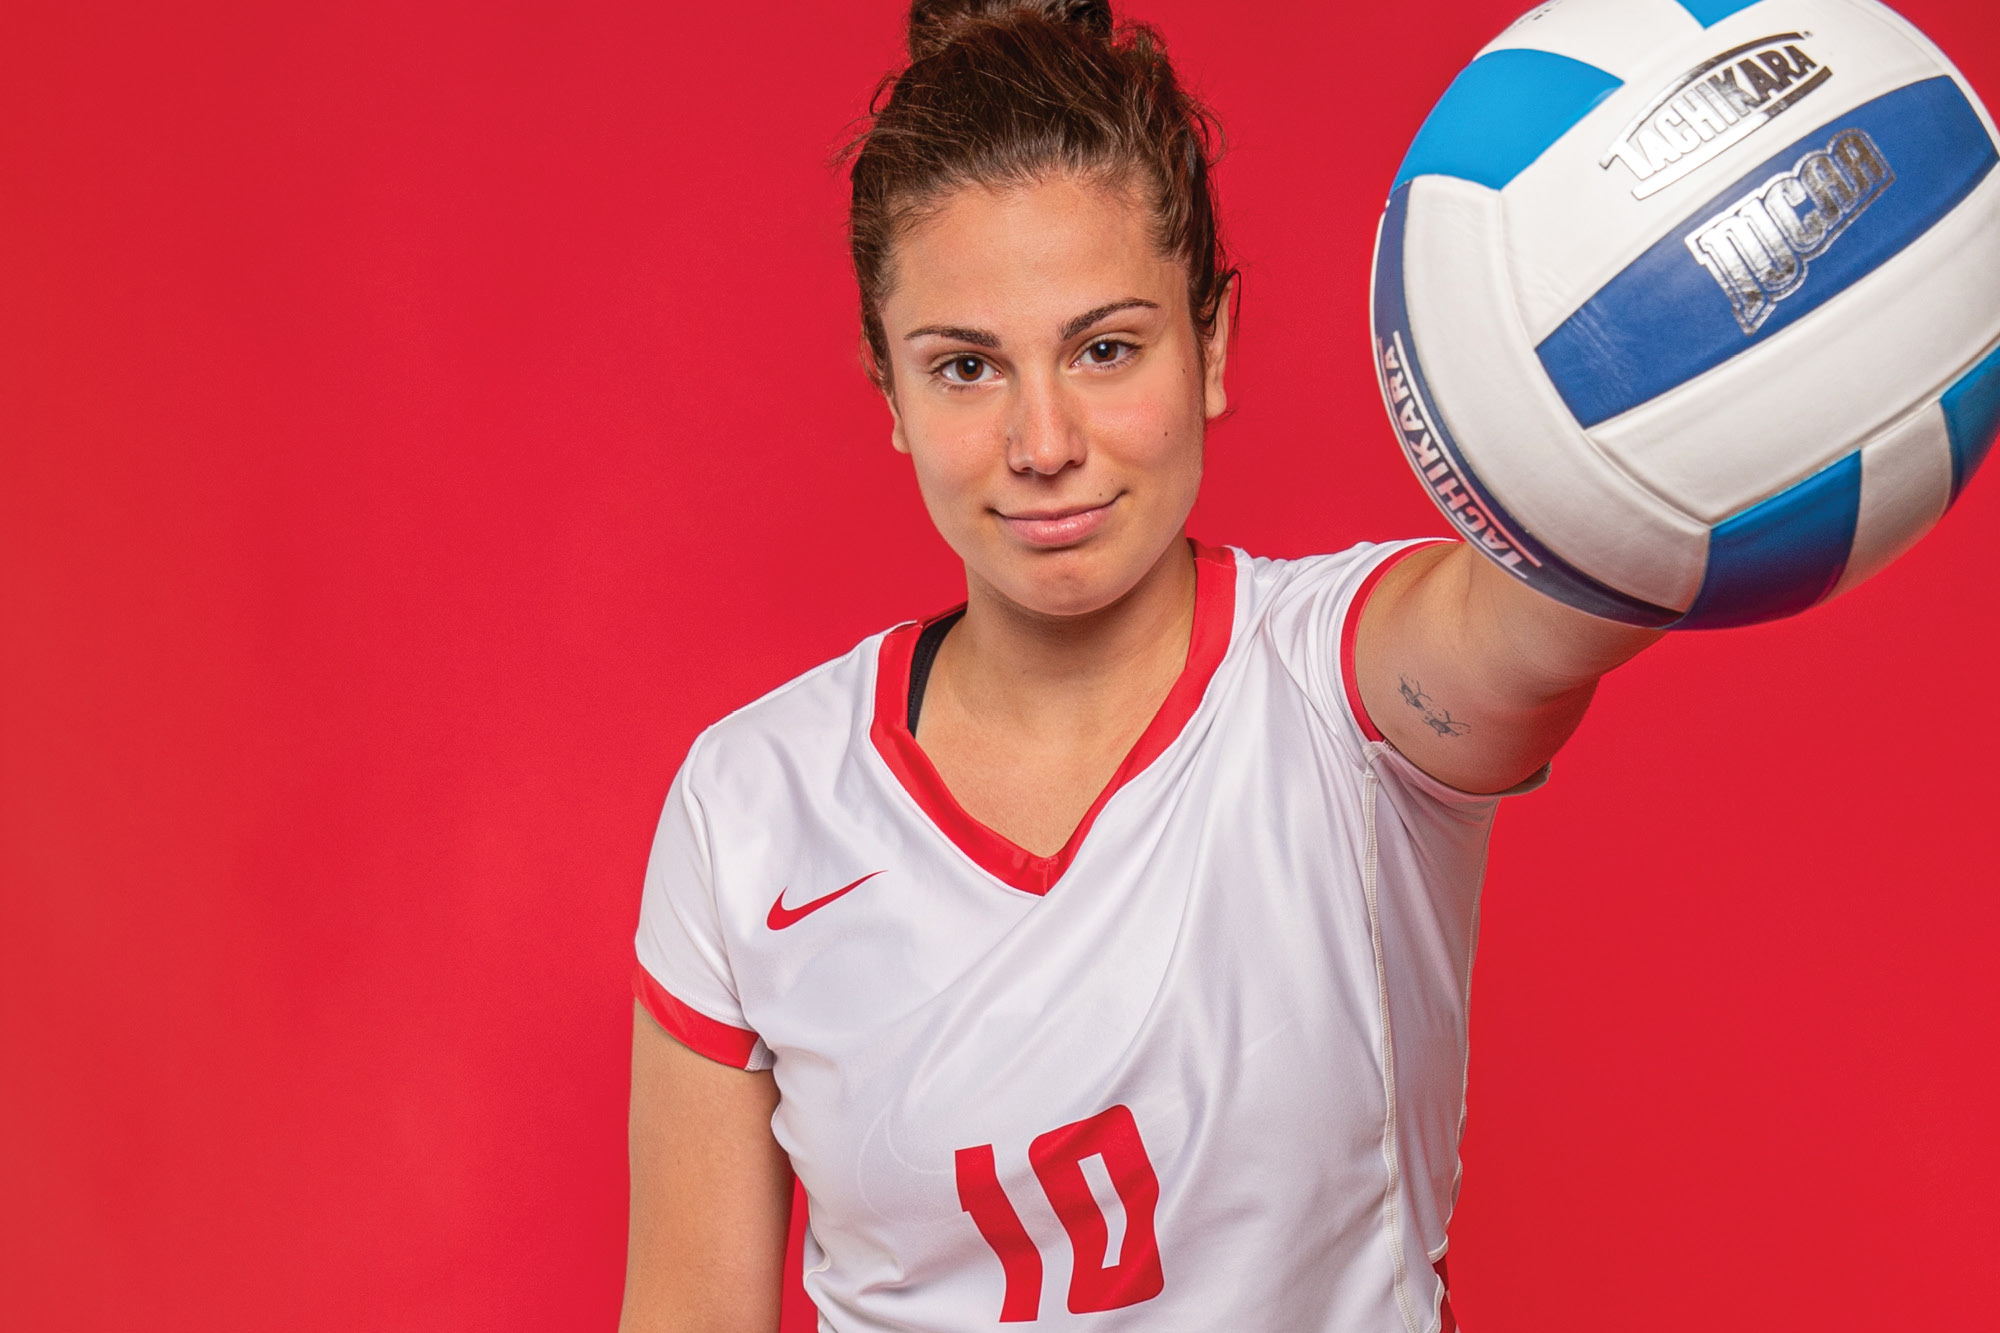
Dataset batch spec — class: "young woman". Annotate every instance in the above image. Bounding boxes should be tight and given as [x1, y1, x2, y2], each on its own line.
[622, 1, 1659, 1328]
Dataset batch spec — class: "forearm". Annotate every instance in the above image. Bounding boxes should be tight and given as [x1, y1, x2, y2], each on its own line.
[1453, 545, 1664, 707]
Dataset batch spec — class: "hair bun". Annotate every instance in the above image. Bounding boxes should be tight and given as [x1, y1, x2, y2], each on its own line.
[905, 0, 1114, 61]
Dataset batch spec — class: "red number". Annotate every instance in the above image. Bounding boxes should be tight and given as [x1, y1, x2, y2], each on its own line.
[955, 1104, 1165, 1322]
[954, 1143, 1043, 1323]
[1028, 1104, 1165, 1313]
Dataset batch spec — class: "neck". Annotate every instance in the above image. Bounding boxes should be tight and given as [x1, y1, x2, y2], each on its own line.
[938, 537, 1200, 739]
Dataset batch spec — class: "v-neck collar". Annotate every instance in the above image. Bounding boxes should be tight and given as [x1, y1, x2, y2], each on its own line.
[868, 541, 1238, 897]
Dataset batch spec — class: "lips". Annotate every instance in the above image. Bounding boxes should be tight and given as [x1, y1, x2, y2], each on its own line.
[997, 498, 1116, 548]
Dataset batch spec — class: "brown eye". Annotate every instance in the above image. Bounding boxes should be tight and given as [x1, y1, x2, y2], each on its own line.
[1085, 340, 1122, 364]
[951, 356, 985, 381]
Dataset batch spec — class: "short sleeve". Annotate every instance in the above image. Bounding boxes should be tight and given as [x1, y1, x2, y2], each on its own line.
[1265, 539, 1440, 751]
[632, 748, 773, 1071]
[1266, 538, 1549, 803]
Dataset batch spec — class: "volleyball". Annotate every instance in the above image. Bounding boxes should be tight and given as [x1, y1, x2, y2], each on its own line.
[1371, 0, 2000, 628]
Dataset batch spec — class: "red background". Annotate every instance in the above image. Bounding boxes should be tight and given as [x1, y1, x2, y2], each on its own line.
[4, 1, 1996, 1328]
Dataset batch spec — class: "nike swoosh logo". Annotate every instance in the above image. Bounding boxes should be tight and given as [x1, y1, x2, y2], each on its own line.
[767, 871, 884, 930]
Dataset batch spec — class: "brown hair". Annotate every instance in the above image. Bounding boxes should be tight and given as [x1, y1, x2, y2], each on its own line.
[846, 0, 1234, 389]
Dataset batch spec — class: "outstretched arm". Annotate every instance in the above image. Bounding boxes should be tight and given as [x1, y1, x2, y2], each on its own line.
[1355, 543, 1666, 793]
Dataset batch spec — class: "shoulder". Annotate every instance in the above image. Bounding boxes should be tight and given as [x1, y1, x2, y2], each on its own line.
[1217, 537, 1454, 747]
[1230, 539, 1448, 623]
[677, 625, 899, 813]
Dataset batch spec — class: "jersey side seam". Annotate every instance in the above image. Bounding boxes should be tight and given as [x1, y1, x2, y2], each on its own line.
[1362, 755, 1426, 1333]
[1445, 885, 1484, 1241]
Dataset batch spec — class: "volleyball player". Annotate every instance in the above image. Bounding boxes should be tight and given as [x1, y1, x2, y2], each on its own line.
[621, 2, 1665, 1327]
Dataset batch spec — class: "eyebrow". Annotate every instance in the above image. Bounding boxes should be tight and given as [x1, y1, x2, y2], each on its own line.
[902, 324, 1000, 348]
[901, 298, 1161, 348]
[1059, 298, 1158, 340]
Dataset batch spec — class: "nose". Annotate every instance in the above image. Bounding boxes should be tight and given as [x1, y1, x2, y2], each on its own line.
[1004, 373, 1087, 477]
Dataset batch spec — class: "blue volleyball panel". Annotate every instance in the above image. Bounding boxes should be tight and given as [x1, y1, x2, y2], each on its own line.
[1942, 342, 2000, 506]
[1677, 452, 1862, 628]
[1393, 50, 1622, 192]
[1675, 0, 1762, 26]
[1373, 184, 1681, 627]
[1538, 77, 2000, 429]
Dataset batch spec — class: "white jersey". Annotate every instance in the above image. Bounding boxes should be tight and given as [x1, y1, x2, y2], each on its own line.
[635, 540, 1532, 1332]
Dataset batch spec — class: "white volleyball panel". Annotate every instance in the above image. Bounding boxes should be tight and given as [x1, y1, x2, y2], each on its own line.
[1501, 0, 1948, 343]
[1475, 0, 1700, 81]
[1402, 176, 1710, 610]
[1585, 165, 2000, 523]
[1829, 403, 1954, 598]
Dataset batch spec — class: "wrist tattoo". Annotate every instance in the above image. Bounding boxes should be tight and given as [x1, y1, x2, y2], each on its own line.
[1398, 675, 1472, 739]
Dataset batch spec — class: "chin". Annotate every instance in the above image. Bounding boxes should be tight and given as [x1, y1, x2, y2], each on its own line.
[983, 539, 1162, 620]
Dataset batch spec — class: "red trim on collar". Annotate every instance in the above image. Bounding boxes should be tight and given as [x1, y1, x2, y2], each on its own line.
[870, 541, 1238, 897]
[1339, 540, 1453, 744]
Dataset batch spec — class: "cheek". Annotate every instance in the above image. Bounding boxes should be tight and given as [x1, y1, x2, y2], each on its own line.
[1100, 365, 1206, 465]
[903, 421, 995, 527]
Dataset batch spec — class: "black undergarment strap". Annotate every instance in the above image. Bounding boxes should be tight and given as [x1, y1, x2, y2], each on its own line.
[906, 609, 965, 734]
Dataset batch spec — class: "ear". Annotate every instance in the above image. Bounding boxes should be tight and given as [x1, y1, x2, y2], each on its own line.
[885, 384, 911, 455]
[864, 337, 912, 455]
[1201, 275, 1236, 421]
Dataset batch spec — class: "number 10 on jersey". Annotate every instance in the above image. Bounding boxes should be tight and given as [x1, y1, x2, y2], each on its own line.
[954, 1103, 1166, 1321]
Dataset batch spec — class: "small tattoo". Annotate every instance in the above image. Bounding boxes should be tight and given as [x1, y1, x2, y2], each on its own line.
[1398, 675, 1472, 738]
